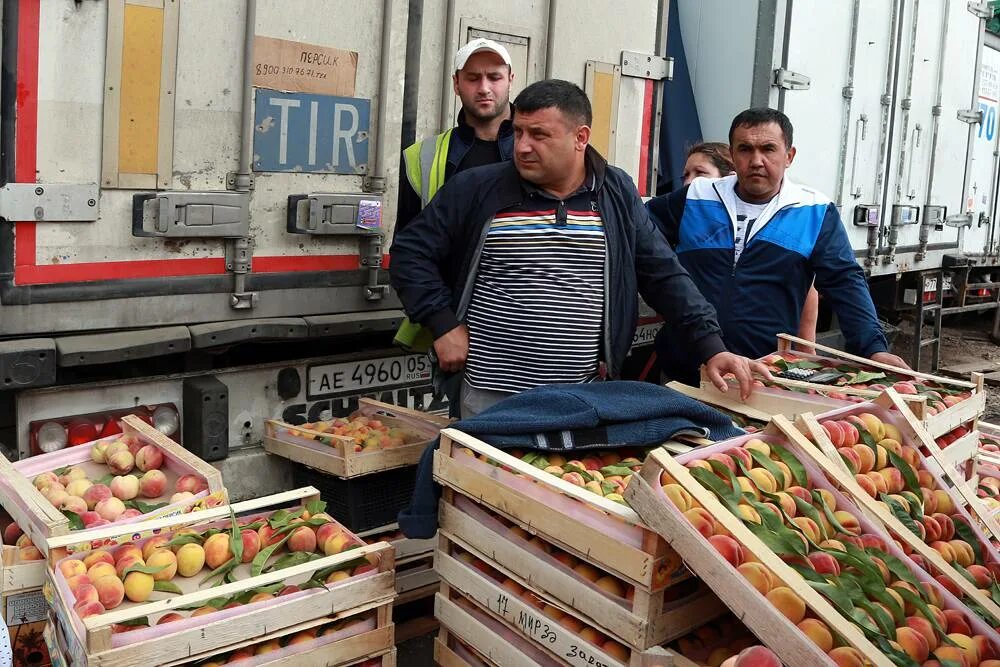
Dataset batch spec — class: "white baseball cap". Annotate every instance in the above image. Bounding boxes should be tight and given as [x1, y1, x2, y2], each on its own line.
[454, 38, 513, 72]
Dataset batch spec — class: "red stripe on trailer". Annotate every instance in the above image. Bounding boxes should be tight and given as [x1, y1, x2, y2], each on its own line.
[14, 0, 40, 271]
[9, 2, 388, 287]
[637, 79, 655, 197]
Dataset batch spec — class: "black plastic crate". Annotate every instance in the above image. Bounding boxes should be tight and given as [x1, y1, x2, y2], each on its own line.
[293, 464, 418, 533]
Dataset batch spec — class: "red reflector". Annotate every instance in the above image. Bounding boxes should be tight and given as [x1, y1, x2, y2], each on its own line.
[99, 417, 122, 438]
[67, 421, 98, 446]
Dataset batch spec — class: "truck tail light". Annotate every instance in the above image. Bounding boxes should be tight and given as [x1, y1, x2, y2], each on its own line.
[36, 422, 68, 453]
[99, 417, 123, 438]
[67, 420, 98, 447]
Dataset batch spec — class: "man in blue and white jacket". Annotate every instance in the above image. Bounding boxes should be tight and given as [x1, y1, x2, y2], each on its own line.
[646, 108, 908, 383]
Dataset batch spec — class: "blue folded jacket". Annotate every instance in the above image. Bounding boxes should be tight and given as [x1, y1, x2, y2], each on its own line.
[398, 381, 744, 538]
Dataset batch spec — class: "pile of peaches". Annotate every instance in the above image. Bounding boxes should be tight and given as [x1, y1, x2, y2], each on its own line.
[667, 429, 998, 667]
[751, 352, 973, 415]
[813, 413, 1000, 608]
[30, 435, 209, 529]
[190, 615, 380, 666]
[977, 434, 1000, 515]
[667, 612, 781, 667]
[57, 501, 375, 628]
[287, 415, 417, 452]
[497, 448, 652, 505]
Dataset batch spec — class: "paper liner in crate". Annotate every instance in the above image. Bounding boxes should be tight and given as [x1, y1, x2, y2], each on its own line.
[264, 398, 448, 478]
[626, 422, 1000, 667]
[0, 415, 225, 553]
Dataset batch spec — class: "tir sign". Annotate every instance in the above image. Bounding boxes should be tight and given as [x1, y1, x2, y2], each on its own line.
[253, 88, 370, 175]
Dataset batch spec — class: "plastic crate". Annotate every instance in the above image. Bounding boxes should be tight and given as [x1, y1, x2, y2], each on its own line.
[293, 464, 418, 533]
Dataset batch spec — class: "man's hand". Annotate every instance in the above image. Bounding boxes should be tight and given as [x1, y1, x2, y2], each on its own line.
[870, 351, 910, 370]
[704, 352, 774, 400]
[434, 324, 469, 373]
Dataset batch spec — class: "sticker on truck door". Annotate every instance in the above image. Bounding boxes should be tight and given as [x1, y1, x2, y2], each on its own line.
[253, 89, 370, 174]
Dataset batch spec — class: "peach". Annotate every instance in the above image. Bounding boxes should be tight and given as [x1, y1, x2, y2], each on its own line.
[867, 471, 889, 495]
[797, 618, 834, 652]
[59, 466, 87, 486]
[827, 646, 865, 667]
[773, 462, 793, 489]
[708, 534, 745, 567]
[18, 545, 42, 561]
[855, 413, 884, 440]
[323, 531, 353, 556]
[59, 558, 88, 579]
[969, 564, 993, 588]
[574, 562, 602, 582]
[175, 474, 207, 494]
[134, 445, 163, 472]
[68, 574, 94, 595]
[74, 600, 105, 618]
[733, 646, 781, 667]
[33, 471, 60, 490]
[139, 470, 167, 498]
[662, 484, 693, 512]
[107, 450, 135, 475]
[240, 529, 261, 563]
[949, 540, 976, 567]
[123, 571, 154, 603]
[905, 616, 938, 652]
[104, 440, 130, 460]
[747, 468, 777, 494]
[806, 552, 841, 577]
[95, 497, 126, 522]
[895, 626, 929, 662]
[737, 562, 774, 595]
[170, 492, 195, 504]
[765, 586, 805, 624]
[176, 543, 206, 576]
[945, 609, 973, 635]
[286, 526, 317, 553]
[42, 485, 68, 508]
[277, 585, 301, 596]
[877, 467, 905, 494]
[930, 541, 957, 563]
[775, 492, 797, 517]
[852, 445, 875, 473]
[854, 474, 878, 498]
[113, 542, 143, 563]
[203, 533, 233, 569]
[791, 516, 822, 543]
[837, 447, 861, 474]
[932, 513, 956, 540]
[146, 549, 177, 580]
[946, 634, 980, 666]
[822, 421, 845, 446]
[255, 640, 281, 655]
[191, 605, 218, 617]
[65, 478, 93, 499]
[839, 421, 859, 447]
[115, 553, 144, 578]
[109, 475, 139, 501]
[736, 505, 762, 524]
[74, 582, 99, 606]
[83, 484, 112, 510]
[325, 570, 350, 584]
[83, 550, 114, 569]
[935, 645, 973, 666]
[933, 490, 956, 515]
[594, 575, 626, 597]
[249, 592, 273, 603]
[91, 440, 111, 463]
[157, 612, 184, 624]
[786, 486, 812, 503]
[708, 453, 737, 473]
[744, 439, 770, 457]
[735, 477, 760, 501]
[93, 574, 125, 609]
[258, 524, 282, 547]
[832, 510, 861, 535]
[141, 535, 169, 560]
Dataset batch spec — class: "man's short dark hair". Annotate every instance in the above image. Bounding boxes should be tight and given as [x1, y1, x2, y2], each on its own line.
[729, 108, 793, 149]
[513, 79, 593, 127]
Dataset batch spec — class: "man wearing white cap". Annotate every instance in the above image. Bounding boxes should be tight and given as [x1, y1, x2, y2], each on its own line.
[394, 38, 516, 356]
[397, 38, 515, 231]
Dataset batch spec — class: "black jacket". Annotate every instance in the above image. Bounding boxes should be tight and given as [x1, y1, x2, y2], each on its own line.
[389, 147, 727, 380]
[395, 108, 515, 232]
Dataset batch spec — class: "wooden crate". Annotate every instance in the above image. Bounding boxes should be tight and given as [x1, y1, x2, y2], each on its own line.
[807, 389, 1000, 547]
[433, 428, 682, 591]
[264, 399, 449, 478]
[664, 382, 770, 433]
[395, 554, 437, 598]
[694, 333, 984, 439]
[438, 492, 721, 649]
[1, 545, 45, 596]
[46, 488, 396, 667]
[0, 415, 226, 555]
[435, 581, 682, 667]
[158, 602, 395, 667]
[627, 447, 891, 667]
[627, 421, 1000, 666]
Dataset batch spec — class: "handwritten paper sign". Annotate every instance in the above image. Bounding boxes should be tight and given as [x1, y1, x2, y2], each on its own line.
[253, 36, 358, 96]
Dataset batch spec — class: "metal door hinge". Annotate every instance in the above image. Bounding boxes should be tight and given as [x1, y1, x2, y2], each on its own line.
[362, 176, 386, 194]
[0, 183, 100, 222]
[360, 234, 388, 302]
[958, 108, 984, 124]
[132, 191, 250, 238]
[226, 171, 255, 191]
[968, 1, 991, 19]
[773, 68, 810, 91]
[620, 51, 672, 80]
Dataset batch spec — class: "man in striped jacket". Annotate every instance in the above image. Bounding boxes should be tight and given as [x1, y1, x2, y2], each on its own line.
[390, 80, 770, 418]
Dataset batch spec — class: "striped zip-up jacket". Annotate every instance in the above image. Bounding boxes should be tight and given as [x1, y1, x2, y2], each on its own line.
[646, 175, 887, 370]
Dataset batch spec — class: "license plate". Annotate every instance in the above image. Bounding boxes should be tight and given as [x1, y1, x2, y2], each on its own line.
[631, 322, 663, 347]
[307, 354, 431, 399]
